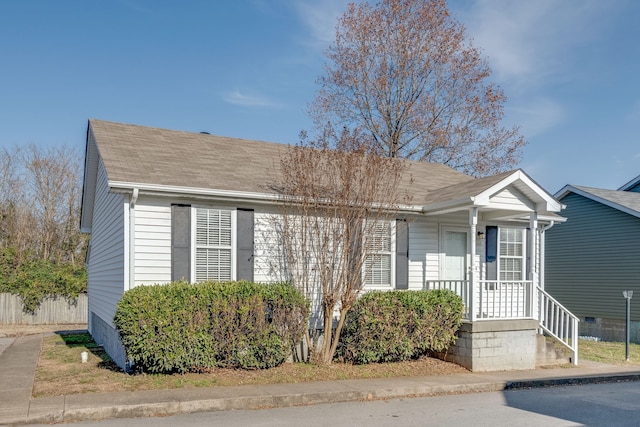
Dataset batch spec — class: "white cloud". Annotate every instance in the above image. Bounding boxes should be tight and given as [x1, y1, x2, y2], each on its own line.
[223, 91, 281, 108]
[455, 0, 613, 92]
[293, 0, 350, 50]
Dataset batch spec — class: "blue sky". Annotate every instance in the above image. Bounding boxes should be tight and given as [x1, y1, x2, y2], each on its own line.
[1, 0, 639, 194]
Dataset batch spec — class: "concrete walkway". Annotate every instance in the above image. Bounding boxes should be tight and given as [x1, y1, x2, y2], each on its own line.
[2, 334, 640, 426]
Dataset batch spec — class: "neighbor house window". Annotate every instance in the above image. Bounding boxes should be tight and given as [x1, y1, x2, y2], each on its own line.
[194, 208, 234, 282]
[499, 227, 524, 280]
[364, 221, 394, 287]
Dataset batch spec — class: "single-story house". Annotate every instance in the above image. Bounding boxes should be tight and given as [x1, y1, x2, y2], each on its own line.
[546, 175, 640, 342]
[80, 119, 577, 371]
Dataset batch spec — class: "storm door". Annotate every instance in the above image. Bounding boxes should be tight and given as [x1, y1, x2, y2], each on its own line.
[443, 230, 468, 281]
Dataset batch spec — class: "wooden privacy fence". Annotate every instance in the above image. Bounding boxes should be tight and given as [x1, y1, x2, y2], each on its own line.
[0, 293, 87, 324]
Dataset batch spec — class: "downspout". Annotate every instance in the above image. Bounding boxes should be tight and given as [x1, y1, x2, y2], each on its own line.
[539, 221, 555, 293]
[128, 188, 139, 292]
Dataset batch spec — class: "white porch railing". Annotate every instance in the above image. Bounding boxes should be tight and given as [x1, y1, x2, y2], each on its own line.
[425, 280, 471, 319]
[477, 280, 533, 319]
[425, 280, 534, 320]
[424, 280, 579, 365]
[538, 286, 579, 365]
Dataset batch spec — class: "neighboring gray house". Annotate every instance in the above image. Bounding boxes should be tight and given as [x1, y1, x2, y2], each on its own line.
[80, 119, 577, 372]
[546, 175, 640, 342]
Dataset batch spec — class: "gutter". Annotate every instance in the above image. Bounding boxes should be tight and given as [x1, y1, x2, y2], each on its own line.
[109, 181, 425, 214]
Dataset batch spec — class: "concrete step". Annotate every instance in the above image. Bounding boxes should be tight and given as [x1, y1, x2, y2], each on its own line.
[536, 334, 571, 367]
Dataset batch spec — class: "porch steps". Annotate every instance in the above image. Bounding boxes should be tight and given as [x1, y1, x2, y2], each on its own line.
[536, 334, 571, 367]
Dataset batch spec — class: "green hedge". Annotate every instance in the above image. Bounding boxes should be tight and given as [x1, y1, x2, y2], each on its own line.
[0, 248, 87, 313]
[113, 281, 309, 374]
[337, 289, 464, 364]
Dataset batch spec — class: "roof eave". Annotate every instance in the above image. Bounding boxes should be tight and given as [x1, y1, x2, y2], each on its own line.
[478, 170, 563, 213]
[618, 174, 640, 191]
[109, 181, 282, 205]
[109, 181, 425, 213]
[421, 197, 479, 215]
[555, 185, 640, 219]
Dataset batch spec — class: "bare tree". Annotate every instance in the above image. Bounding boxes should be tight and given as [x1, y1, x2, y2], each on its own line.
[0, 148, 18, 246]
[20, 144, 85, 264]
[310, 0, 526, 176]
[276, 130, 411, 364]
[0, 144, 86, 266]
[0, 147, 34, 264]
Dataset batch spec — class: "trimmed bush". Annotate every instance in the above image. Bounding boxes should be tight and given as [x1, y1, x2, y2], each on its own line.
[113, 281, 309, 373]
[338, 289, 464, 364]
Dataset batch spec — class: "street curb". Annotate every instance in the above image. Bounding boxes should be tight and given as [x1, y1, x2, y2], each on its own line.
[15, 374, 640, 425]
[19, 382, 508, 425]
[505, 373, 640, 390]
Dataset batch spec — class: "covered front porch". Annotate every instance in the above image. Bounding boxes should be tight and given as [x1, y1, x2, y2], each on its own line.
[419, 170, 579, 370]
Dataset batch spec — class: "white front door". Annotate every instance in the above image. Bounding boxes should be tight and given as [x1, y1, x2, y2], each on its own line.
[443, 230, 467, 280]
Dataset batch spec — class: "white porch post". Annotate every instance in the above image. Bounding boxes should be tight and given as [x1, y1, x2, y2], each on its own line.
[529, 211, 538, 318]
[529, 211, 538, 282]
[469, 207, 478, 321]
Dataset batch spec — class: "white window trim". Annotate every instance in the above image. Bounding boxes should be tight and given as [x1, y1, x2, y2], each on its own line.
[497, 227, 526, 281]
[363, 220, 396, 289]
[190, 207, 237, 282]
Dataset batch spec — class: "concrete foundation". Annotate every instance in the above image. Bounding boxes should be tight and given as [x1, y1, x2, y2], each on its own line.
[440, 320, 539, 372]
[579, 317, 640, 343]
[89, 312, 127, 370]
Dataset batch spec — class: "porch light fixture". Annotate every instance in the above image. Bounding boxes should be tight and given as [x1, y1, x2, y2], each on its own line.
[477, 231, 485, 239]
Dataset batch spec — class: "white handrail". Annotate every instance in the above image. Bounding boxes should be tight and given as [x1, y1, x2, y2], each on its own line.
[425, 281, 579, 365]
[537, 286, 579, 365]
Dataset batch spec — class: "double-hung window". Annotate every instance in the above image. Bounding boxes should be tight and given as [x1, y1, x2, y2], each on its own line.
[498, 227, 524, 280]
[194, 208, 235, 282]
[364, 221, 394, 287]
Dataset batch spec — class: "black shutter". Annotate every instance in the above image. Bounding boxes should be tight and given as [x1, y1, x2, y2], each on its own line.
[171, 204, 191, 282]
[236, 209, 254, 282]
[485, 225, 498, 280]
[395, 219, 409, 289]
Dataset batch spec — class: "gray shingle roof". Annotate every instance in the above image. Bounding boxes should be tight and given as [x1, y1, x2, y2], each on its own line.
[423, 170, 516, 205]
[89, 119, 474, 203]
[571, 185, 640, 215]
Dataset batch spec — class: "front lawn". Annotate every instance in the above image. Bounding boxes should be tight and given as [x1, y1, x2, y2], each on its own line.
[33, 332, 468, 398]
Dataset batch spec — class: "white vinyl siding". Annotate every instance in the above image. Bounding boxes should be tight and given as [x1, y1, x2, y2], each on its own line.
[133, 198, 172, 286]
[194, 208, 235, 282]
[253, 210, 287, 283]
[499, 227, 525, 280]
[413, 217, 440, 287]
[87, 155, 126, 329]
[489, 187, 535, 211]
[364, 221, 394, 288]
